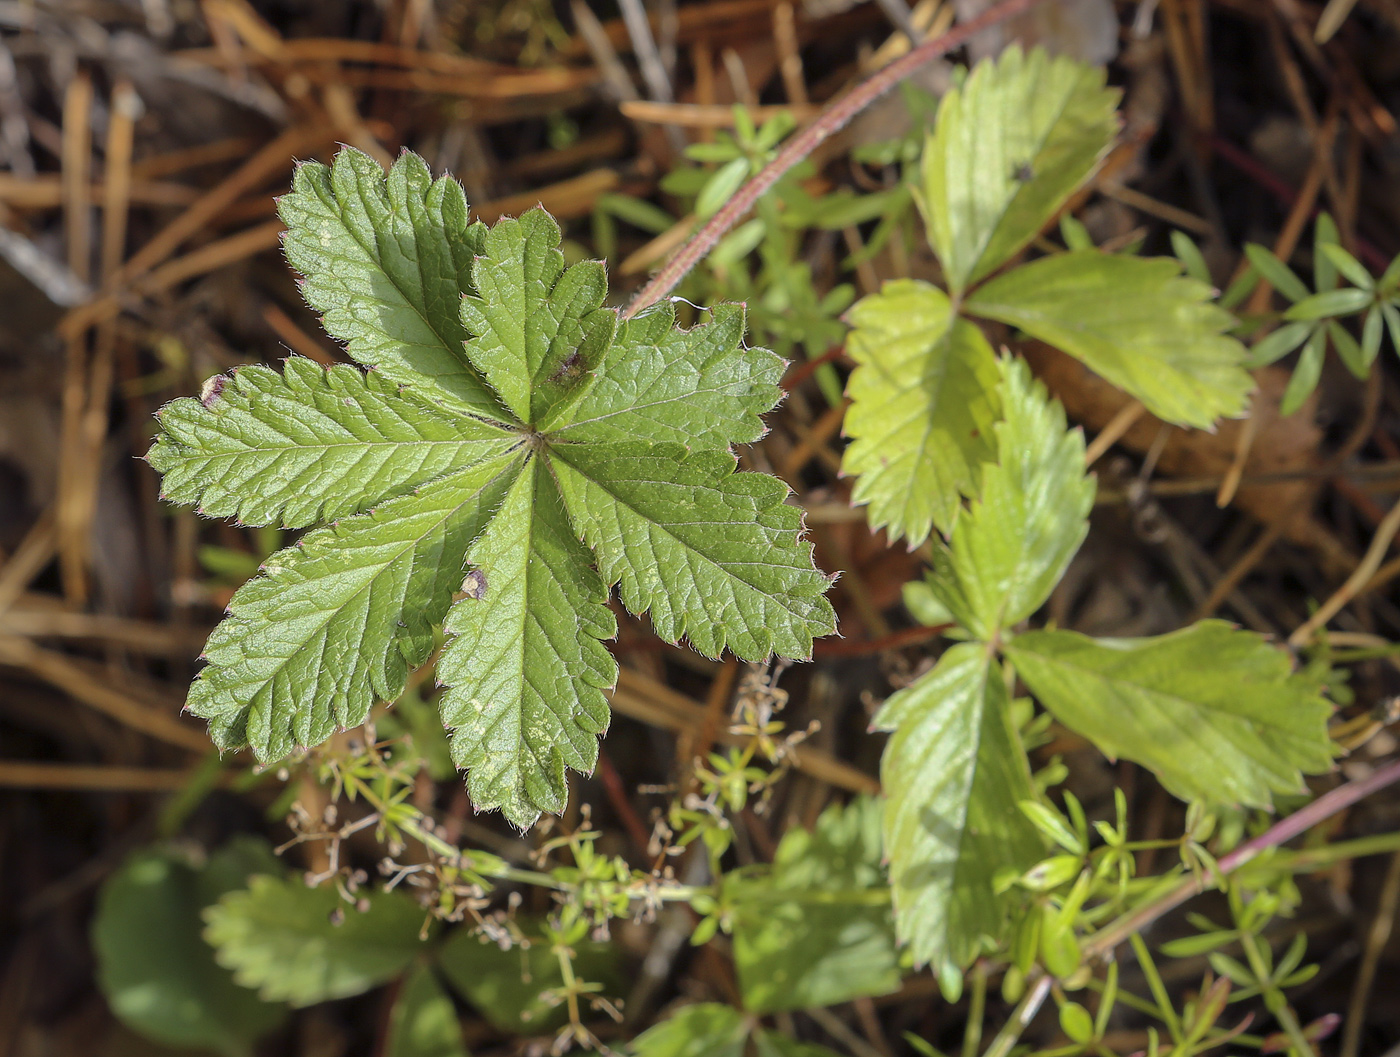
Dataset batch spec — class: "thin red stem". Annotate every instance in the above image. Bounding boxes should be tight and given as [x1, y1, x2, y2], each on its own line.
[621, 0, 1049, 319]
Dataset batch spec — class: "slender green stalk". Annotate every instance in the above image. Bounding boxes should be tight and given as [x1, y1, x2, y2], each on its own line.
[963, 964, 988, 1057]
[982, 974, 1053, 1057]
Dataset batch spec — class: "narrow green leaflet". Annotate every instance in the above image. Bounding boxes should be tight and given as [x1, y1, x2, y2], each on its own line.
[386, 965, 468, 1057]
[965, 252, 1252, 428]
[730, 795, 900, 1012]
[876, 644, 1043, 995]
[925, 358, 1094, 639]
[188, 453, 520, 761]
[93, 839, 286, 1056]
[459, 209, 615, 425]
[922, 46, 1118, 294]
[279, 148, 500, 414]
[438, 459, 616, 827]
[204, 875, 426, 1006]
[149, 358, 513, 528]
[436, 925, 622, 1033]
[841, 280, 1001, 545]
[553, 301, 784, 449]
[549, 443, 835, 661]
[1006, 622, 1335, 808]
[153, 147, 835, 827]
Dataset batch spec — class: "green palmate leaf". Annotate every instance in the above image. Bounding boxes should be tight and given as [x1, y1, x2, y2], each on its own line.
[93, 839, 287, 1057]
[280, 148, 500, 415]
[730, 796, 900, 1013]
[876, 644, 1043, 995]
[154, 147, 835, 827]
[630, 1004, 750, 1057]
[627, 1003, 841, 1057]
[149, 357, 513, 528]
[751, 1038, 846, 1057]
[1006, 622, 1335, 808]
[386, 965, 468, 1057]
[205, 875, 426, 1007]
[965, 251, 1253, 429]
[922, 45, 1118, 294]
[189, 453, 520, 761]
[841, 280, 1000, 545]
[552, 301, 783, 449]
[925, 358, 1093, 639]
[459, 209, 615, 426]
[438, 459, 616, 827]
[437, 926, 622, 1033]
[550, 443, 835, 661]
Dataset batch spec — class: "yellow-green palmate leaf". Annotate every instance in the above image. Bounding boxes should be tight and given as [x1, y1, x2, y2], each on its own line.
[151, 146, 835, 828]
[876, 644, 1043, 998]
[923, 357, 1095, 640]
[921, 45, 1119, 295]
[964, 251, 1254, 429]
[841, 281, 1001, 545]
[1006, 622, 1335, 809]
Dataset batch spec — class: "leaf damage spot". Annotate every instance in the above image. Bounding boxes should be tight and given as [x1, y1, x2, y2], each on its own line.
[460, 569, 488, 600]
[199, 375, 227, 408]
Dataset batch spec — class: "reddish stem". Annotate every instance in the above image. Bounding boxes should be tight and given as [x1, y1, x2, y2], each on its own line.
[622, 0, 1050, 318]
[1084, 755, 1400, 959]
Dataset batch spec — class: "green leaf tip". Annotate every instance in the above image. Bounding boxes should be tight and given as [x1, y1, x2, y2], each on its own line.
[150, 145, 836, 829]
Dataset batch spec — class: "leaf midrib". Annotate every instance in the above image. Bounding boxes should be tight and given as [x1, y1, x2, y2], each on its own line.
[324, 178, 504, 418]
[548, 447, 814, 614]
[1010, 645, 1295, 797]
[223, 456, 520, 755]
[952, 70, 1092, 287]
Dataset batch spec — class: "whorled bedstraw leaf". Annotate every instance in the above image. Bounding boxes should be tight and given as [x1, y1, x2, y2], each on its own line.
[841, 280, 1001, 545]
[925, 357, 1094, 639]
[549, 442, 836, 661]
[153, 147, 835, 827]
[1006, 621, 1336, 808]
[965, 251, 1253, 429]
[188, 453, 521, 761]
[876, 643, 1043, 996]
[204, 874, 427, 1007]
[438, 458, 616, 828]
[729, 795, 900, 1013]
[459, 208, 615, 426]
[279, 148, 501, 415]
[922, 45, 1119, 294]
[149, 357, 514, 528]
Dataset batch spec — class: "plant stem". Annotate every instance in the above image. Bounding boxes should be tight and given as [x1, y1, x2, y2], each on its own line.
[964, 963, 988, 1057]
[621, 0, 1049, 319]
[983, 974, 1053, 1057]
[1085, 756, 1400, 959]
